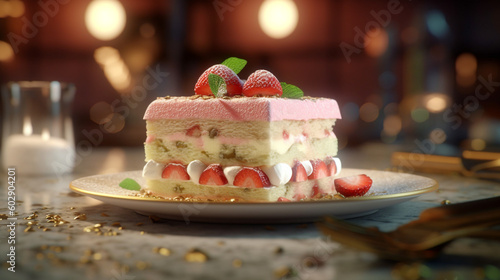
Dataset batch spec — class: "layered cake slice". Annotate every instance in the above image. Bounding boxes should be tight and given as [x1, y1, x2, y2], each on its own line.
[142, 58, 342, 202]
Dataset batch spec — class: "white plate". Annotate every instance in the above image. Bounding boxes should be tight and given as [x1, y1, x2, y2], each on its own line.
[70, 169, 438, 224]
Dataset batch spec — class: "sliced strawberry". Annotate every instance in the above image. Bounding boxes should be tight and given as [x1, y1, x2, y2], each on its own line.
[293, 193, 306, 201]
[194, 64, 243, 96]
[242, 70, 282, 96]
[311, 184, 324, 198]
[308, 159, 328, 180]
[186, 125, 202, 137]
[198, 164, 228, 185]
[290, 162, 308, 182]
[233, 167, 271, 188]
[282, 130, 289, 140]
[161, 163, 190, 180]
[325, 156, 340, 177]
[334, 174, 372, 197]
[277, 197, 291, 202]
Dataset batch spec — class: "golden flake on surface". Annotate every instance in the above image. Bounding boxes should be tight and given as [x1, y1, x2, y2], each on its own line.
[140, 231, 145, 235]
[25, 213, 38, 220]
[136, 261, 148, 270]
[184, 248, 209, 263]
[50, 246, 63, 253]
[24, 226, 34, 232]
[79, 256, 91, 264]
[74, 213, 87, 220]
[70, 207, 76, 210]
[46, 214, 69, 226]
[232, 259, 243, 268]
[274, 266, 295, 279]
[274, 247, 284, 255]
[155, 247, 171, 256]
[43, 228, 51, 232]
[111, 222, 121, 227]
[441, 200, 451, 205]
[93, 253, 103, 261]
[0, 214, 8, 220]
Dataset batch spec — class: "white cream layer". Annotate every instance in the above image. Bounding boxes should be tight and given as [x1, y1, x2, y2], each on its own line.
[142, 157, 342, 187]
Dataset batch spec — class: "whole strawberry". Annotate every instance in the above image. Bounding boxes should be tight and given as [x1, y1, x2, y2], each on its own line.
[242, 70, 282, 96]
[194, 64, 243, 96]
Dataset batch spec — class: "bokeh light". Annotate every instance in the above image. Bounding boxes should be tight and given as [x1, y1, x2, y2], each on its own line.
[456, 53, 477, 78]
[90, 102, 114, 124]
[470, 138, 486, 151]
[365, 28, 389, 57]
[426, 10, 449, 38]
[424, 93, 449, 113]
[429, 128, 446, 144]
[85, 0, 127, 41]
[379, 71, 396, 89]
[342, 102, 360, 122]
[0, 41, 14, 62]
[359, 102, 379, 123]
[411, 108, 429, 123]
[140, 23, 156, 38]
[383, 115, 402, 136]
[259, 0, 299, 39]
[94, 47, 132, 92]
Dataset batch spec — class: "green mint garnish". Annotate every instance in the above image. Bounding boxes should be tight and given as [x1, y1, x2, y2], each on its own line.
[281, 82, 304, 99]
[119, 178, 141, 191]
[208, 73, 226, 97]
[221, 57, 247, 74]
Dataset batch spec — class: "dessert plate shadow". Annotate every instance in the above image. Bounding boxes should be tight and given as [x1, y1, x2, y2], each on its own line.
[69, 169, 438, 224]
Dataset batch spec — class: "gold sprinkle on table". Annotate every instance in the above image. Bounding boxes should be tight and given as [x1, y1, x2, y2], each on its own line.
[232, 259, 243, 268]
[136, 261, 148, 270]
[24, 226, 34, 232]
[441, 200, 451, 205]
[274, 267, 295, 279]
[111, 222, 121, 227]
[184, 248, 209, 263]
[74, 214, 87, 220]
[0, 214, 8, 220]
[274, 247, 284, 255]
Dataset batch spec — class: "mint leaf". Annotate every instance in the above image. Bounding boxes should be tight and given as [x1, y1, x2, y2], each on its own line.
[221, 57, 247, 74]
[281, 82, 304, 99]
[208, 73, 226, 97]
[119, 178, 141, 191]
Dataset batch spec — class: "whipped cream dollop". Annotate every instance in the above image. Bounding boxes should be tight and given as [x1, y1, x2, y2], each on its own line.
[142, 160, 165, 179]
[187, 160, 207, 184]
[223, 166, 242, 185]
[300, 160, 313, 176]
[263, 163, 292, 186]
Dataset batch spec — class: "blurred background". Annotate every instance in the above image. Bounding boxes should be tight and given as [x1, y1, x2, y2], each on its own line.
[1, 0, 500, 155]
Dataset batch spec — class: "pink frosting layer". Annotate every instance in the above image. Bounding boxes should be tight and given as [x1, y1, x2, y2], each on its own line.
[144, 97, 341, 121]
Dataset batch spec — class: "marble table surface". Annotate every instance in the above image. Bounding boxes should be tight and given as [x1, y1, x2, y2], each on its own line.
[1, 144, 500, 280]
